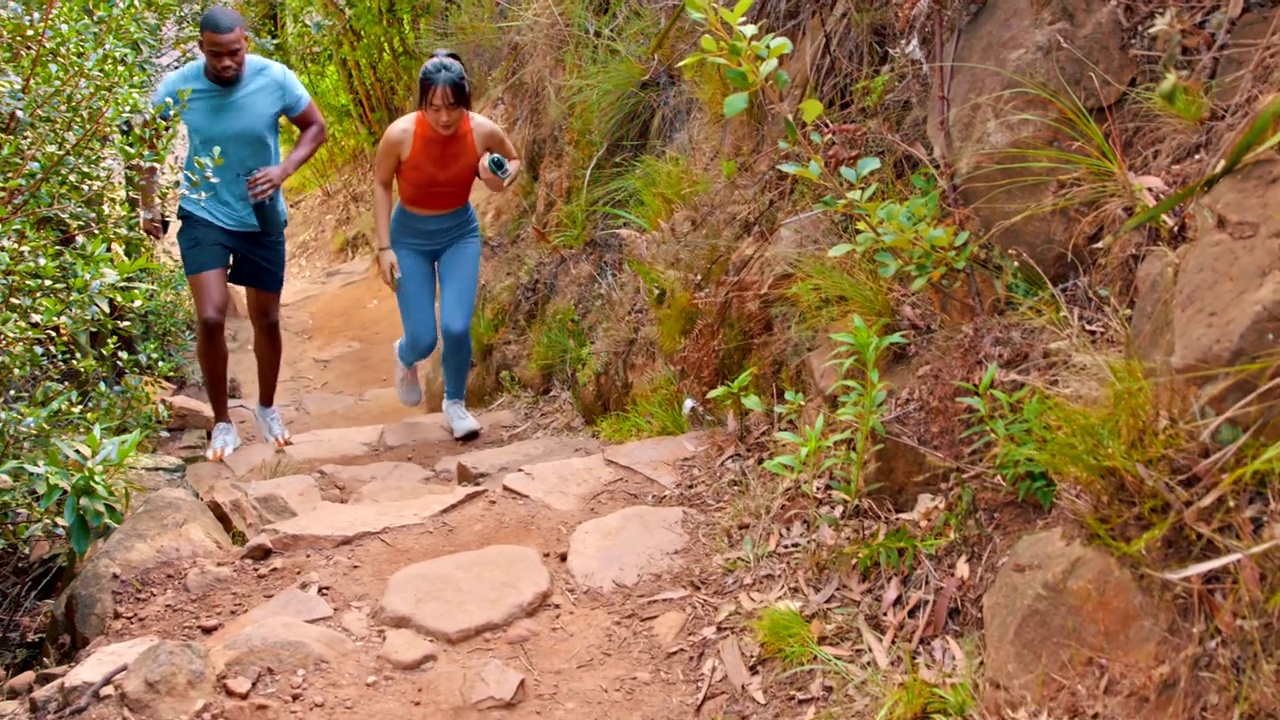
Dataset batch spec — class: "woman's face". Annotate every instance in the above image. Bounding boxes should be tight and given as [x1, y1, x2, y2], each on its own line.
[424, 86, 467, 135]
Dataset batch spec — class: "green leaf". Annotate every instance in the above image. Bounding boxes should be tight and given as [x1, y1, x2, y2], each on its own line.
[759, 57, 778, 78]
[768, 36, 794, 57]
[799, 98, 824, 123]
[829, 243, 856, 257]
[699, 35, 718, 52]
[724, 67, 751, 90]
[68, 512, 92, 556]
[772, 69, 791, 91]
[856, 156, 883, 178]
[723, 92, 750, 118]
[730, 0, 753, 21]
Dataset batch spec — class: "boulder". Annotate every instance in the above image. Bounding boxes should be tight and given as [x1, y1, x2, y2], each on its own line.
[246, 474, 322, 524]
[118, 641, 215, 720]
[61, 635, 162, 707]
[983, 528, 1168, 710]
[1130, 157, 1280, 428]
[161, 395, 215, 431]
[203, 481, 262, 538]
[210, 618, 355, 676]
[1, 671, 33, 699]
[124, 453, 194, 500]
[929, 0, 1137, 281]
[54, 489, 232, 648]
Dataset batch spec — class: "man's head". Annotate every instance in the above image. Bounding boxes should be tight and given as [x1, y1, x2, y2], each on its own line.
[198, 6, 248, 87]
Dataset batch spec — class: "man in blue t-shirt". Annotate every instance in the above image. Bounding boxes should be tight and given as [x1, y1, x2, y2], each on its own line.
[140, 6, 327, 462]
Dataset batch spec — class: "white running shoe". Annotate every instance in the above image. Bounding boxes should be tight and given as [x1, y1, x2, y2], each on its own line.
[255, 405, 292, 448]
[393, 339, 423, 407]
[207, 421, 241, 462]
[443, 399, 482, 440]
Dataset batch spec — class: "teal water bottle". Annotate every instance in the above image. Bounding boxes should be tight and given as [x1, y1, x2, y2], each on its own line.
[487, 154, 512, 181]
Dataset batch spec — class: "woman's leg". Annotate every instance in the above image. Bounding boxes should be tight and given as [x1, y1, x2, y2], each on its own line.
[390, 239, 441, 407]
[436, 226, 482, 437]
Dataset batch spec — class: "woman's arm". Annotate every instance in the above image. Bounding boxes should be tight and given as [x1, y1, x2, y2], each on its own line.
[475, 114, 521, 194]
[373, 122, 404, 250]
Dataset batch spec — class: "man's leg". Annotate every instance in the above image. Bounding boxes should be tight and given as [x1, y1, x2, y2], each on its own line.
[189, 269, 232, 424]
[228, 227, 292, 446]
[174, 210, 240, 461]
[245, 288, 282, 409]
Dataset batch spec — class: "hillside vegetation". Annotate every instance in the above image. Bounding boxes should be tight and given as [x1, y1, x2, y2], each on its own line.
[6, 0, 1280, 716]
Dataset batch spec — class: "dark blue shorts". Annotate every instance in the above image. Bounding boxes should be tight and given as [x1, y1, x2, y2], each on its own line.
[175, 208, 286, 294]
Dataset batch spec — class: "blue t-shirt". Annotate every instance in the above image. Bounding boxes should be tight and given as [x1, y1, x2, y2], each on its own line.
[151, 54, 311, 232]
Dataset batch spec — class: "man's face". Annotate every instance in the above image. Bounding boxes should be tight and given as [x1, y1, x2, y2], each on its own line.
[199, 29, 247, 87]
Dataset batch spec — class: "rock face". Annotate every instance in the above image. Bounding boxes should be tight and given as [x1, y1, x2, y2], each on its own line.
[55, 489, 232, 647]
[375, 545, 551, 643]
[246, 474, 322, 524]
[929, 0, 1137, 281]
[125, 453, 194, 499]
[1130, 157, 1280, 425]
[118, 641, 215, 720]
[983, 528, 1168, 709]
[567, 506, 688, 591]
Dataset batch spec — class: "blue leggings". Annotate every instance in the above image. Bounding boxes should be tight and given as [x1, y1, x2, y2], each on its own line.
[390, 202, 482, 401]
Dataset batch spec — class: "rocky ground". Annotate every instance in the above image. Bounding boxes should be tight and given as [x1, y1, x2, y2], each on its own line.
[0, 249, 718, 719]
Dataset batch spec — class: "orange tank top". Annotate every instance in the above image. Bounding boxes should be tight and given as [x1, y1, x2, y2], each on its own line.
[395, 111, 480, 211]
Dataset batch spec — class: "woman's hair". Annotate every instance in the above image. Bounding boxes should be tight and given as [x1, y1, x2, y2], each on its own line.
[417, 49, 471, 110]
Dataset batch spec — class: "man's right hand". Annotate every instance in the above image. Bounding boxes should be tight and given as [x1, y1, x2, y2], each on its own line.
[377, 248, 400, 291]
[141, 208, 163, 239]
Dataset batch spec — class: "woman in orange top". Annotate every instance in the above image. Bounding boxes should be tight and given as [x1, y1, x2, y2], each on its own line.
[373, 49, 520, 440]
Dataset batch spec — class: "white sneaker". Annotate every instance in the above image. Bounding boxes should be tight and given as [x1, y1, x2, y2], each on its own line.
[254, 404, 292, 448]
[393, 339, 423, 407]
[207, 421, 241, 462]
[443, 399, 482, 440]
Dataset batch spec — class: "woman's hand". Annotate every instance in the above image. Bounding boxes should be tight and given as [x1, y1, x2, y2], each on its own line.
[377, 248, 400, 291]
[477, 153, 506, 193]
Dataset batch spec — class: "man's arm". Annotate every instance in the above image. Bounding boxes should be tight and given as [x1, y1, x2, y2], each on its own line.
[247, 66, 327, 200]
[281, 100, 327, 176]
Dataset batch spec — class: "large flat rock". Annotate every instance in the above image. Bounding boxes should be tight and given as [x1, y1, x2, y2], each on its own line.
[567, 506, 689, 592]
[436, 437, 600, 485]
[262, 487, 486, 550]
[603, 433, 705, 489]
[314, 462, 431, 497]
[284, 424, 385, 463]
[501, 454, 619, 511]
[246, 474, 321, 524]
[213, 587, 334, 642]
[375, 545, 551, 643]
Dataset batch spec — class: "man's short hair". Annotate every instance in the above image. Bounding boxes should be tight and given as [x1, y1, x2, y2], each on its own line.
[199, 5, 246, 34]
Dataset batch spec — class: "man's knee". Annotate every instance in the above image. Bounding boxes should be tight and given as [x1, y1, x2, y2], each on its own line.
[196, 307, 226, 335]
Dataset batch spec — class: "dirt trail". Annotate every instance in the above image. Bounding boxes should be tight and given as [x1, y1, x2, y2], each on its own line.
[57, 230, 712, 719]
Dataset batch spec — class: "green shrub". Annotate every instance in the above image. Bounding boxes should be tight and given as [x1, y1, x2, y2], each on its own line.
[0, 0, 196, 555]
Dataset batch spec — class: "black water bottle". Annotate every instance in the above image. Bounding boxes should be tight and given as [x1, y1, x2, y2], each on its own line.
[249, 169, 286, 234]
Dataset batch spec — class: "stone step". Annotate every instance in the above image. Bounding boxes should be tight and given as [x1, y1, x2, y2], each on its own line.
[374, 545, 551, 643]
[436, 436, 601, 487]
[567, 506, 690, 592]
[262, 487, 486, 551]
[602, 432, 706, 490]
[500, 454, 620, 511]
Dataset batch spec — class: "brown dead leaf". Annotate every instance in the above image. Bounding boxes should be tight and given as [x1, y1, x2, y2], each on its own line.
[719, 636, 750, 692]
[945, 635, 968, 677]
[954, 555, 970, 583]
[641, 589, 690, 603]
[810, 574, 840, 606]
[857, 617, 890, 670]
[880, 577, 902, 616]
[927, 576, 959, 638]
[1227, 0, 1244, 19]
[747, 674, 766, 705]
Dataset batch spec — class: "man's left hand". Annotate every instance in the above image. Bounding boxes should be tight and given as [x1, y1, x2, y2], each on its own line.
[248, 165, 290, 201]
